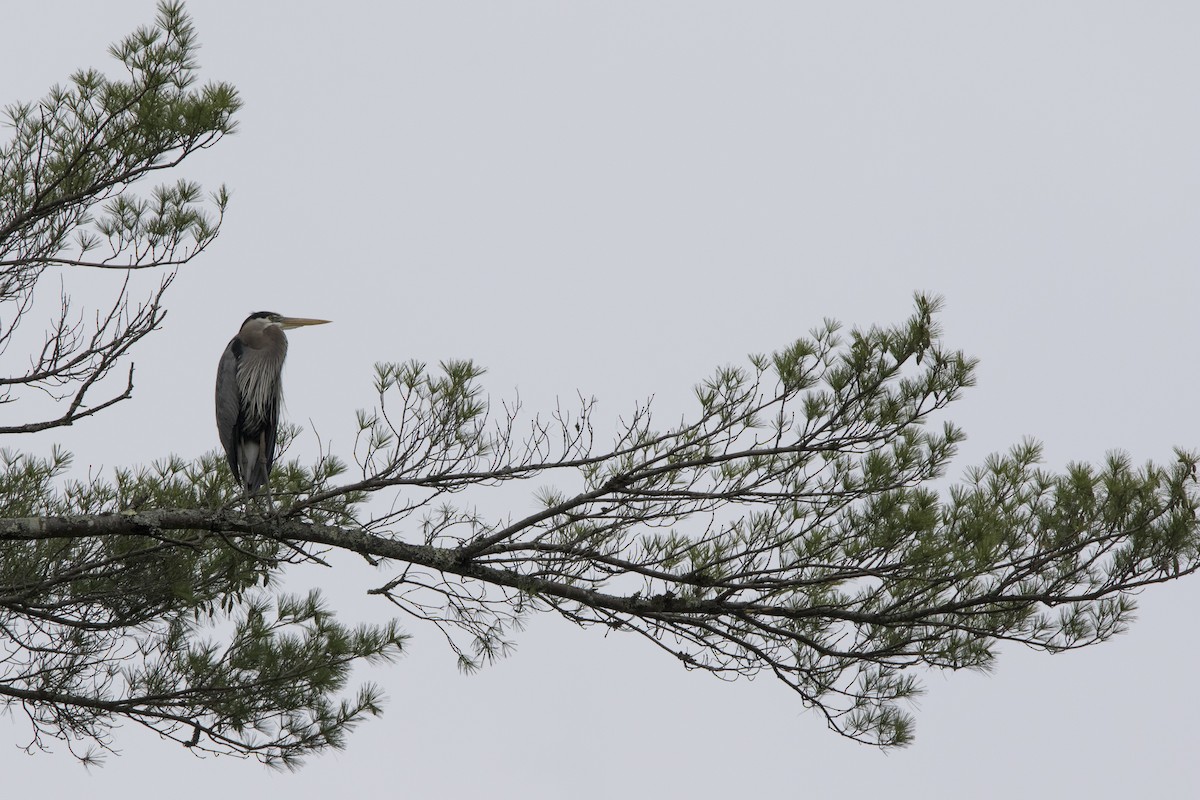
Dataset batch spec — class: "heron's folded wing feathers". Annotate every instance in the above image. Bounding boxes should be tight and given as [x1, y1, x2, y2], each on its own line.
[215, 338, 243, 481]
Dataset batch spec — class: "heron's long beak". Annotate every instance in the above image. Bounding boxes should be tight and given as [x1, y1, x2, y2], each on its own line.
[278, 316, 331, 330]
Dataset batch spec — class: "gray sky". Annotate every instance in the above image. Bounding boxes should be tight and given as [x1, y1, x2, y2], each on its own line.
[4, 2, 1199, 797]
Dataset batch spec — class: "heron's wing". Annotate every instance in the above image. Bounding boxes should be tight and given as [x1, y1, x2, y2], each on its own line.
[215, 337, 243, 481]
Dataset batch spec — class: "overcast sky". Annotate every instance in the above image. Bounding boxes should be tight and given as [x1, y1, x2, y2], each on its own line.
[4, 2, 1199, 797]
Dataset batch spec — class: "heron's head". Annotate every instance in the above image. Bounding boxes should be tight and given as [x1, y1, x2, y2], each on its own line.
[244, 311, 332, 331]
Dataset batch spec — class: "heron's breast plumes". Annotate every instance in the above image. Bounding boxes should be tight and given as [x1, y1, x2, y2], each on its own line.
[236, 333, 287, 432]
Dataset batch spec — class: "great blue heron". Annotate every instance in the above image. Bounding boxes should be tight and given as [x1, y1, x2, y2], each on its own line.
[215, 312, 330, 499]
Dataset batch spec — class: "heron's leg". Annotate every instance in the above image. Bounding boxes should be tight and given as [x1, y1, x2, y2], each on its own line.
[242, 482, 276, 514]
[257, 435, 276, 512]
[239, 484, 258, 511]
